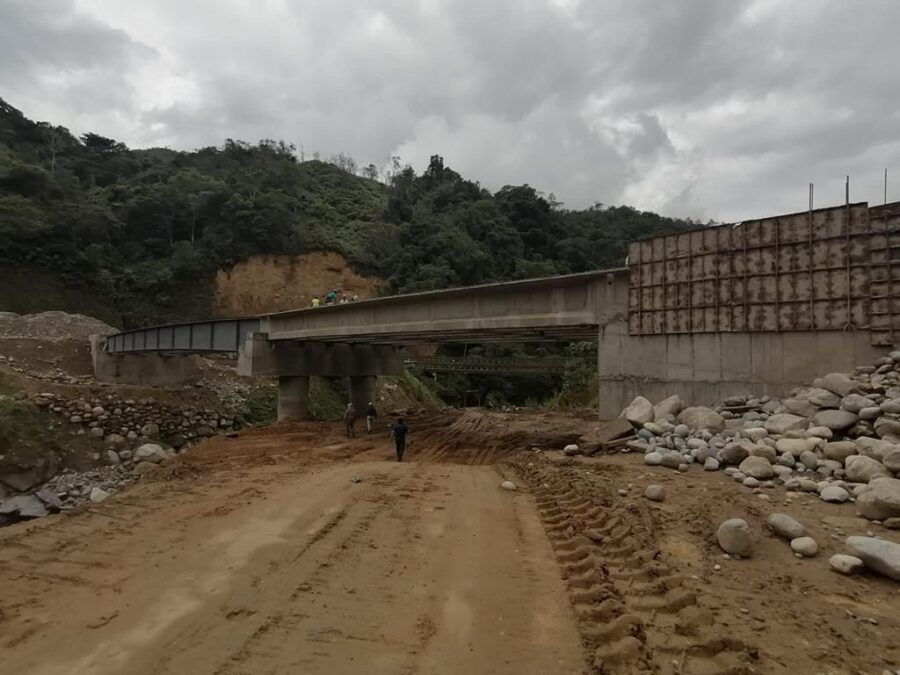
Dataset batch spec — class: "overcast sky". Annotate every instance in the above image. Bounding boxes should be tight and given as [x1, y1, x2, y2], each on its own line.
[2, 0, 899, 222]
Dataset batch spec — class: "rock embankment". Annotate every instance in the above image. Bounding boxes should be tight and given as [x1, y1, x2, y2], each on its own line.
[30, 391, 241, 451]
[0, 392, 244, 524]
[605, 349, 900, 583]
[613, 351, 900, 527]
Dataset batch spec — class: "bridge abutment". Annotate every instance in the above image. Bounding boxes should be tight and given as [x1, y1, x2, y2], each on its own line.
[90, 336, 201, 387]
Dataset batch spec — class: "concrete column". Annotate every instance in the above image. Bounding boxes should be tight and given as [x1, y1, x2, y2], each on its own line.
[349, 375, 375, 414]
[277, 375, 310, 421]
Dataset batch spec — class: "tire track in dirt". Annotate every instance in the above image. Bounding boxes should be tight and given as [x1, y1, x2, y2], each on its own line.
[149, 466, 437, 675]
[513, 458, 759, 674]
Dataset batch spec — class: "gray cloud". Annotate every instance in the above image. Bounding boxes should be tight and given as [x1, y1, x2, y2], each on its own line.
[3, 0, 900, 221]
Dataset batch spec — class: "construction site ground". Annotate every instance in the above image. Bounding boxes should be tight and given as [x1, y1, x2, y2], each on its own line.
[1, 411, 899, 675]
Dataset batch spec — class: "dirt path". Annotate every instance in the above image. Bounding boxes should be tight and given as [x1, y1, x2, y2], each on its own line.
[0, 459, 585, 674]
[3, 415, 900, 674]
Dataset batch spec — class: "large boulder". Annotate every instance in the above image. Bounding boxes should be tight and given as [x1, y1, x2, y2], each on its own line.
[806, 388, 841, 409]
[766, 513, 807, 540]
[660, 451, 683, 469]
[856, 477, 900, 520]
[821, 485, 850, 503]
[748, 445, 777, 463]
[140, 422, 160, 439]
[764, 414, 808, 435]
[841, 394, 876, 413]
[621, 396, 654, 427]
[875, 417, 900, 440]
[814, 409, 858, 432]
[134, 443, 169, 465]
[845, 536, 900, 581]
[823, 441, 859, 463]
[856, 436, 897, 461]
[813, 372, 855, 397]
[677, 406, 725, 432]
[0, 494, 49, 519]
[830, 554, 865, 575]
[721, 440, 753, 465]
[880, 398, 900, 414]
[716, 518, 753, 557]
[783, 398, 818, 418]
[739, 456, 774, 480]
[791, 537, 819, 557]
[884, 449, 900, 473]
[776, 438, 818, 455]
[653, 395, 684, 421]
[845, 455, 890, 483]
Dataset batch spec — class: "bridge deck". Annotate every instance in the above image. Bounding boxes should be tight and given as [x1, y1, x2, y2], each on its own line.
[104, 268, 626, 353]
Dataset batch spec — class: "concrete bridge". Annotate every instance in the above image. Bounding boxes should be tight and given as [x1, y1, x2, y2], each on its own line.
[96, 269, 626, 420]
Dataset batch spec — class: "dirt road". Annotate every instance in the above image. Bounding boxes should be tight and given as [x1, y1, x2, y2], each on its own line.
[0, 456, 583, 674]
[2, 415, 900, 674]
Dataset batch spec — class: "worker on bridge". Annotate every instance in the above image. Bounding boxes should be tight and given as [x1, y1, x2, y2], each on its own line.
[311, 296, 320, 308]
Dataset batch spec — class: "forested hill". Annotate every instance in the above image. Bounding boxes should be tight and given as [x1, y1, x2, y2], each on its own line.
[0, 97, 697, 327]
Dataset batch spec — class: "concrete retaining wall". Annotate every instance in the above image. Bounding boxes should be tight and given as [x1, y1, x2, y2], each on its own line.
[595, 275, 890, 418]
[597, 321, 888, 418]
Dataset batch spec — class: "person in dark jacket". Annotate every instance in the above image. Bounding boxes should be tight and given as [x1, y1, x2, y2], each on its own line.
[390, 418, 408, 462]
[365, 402, 378, 433]
[343, 403, 357, 438]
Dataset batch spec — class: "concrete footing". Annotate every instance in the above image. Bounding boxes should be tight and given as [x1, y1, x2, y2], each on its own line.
[277, 375, 310, 421]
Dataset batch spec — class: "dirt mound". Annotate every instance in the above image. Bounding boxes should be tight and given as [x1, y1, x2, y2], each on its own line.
[213, 251, 382, 316]
[399, 409, 589, 464]
[0, 311, 115, 340]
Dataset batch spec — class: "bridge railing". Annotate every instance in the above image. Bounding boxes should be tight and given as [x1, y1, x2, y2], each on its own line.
[105, 318, 261, 354]
[404, 355, 569, 375]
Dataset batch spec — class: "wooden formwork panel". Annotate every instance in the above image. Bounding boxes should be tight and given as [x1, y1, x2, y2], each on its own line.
[628, 203, 875, 336]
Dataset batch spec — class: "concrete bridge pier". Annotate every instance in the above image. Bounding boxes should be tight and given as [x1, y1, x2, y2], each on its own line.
[238, 333, 405, 422]
[278, 375, 311, 421]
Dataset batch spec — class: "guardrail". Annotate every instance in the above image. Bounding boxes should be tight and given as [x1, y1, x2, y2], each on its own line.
[404, 356, 569, 375]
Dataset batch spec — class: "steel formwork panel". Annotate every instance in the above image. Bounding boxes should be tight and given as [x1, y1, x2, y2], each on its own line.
[628, 203, 876, 336]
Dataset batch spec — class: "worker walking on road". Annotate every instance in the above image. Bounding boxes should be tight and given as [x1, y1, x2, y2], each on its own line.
[365, 402, 378, 433]
[390, 418, 408, 462]
[344, 403, 357, 438]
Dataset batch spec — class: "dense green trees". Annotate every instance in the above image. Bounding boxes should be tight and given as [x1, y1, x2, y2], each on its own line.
[0, 98, 696, 328]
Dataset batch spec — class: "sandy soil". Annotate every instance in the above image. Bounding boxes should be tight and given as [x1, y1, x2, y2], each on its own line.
[1, 412, 899, 674]
[214, 251, 382, 316]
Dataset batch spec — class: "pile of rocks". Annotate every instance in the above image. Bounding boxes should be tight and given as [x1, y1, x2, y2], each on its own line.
[618, 352, 900, 525]
[0, 311, 115, 340]
[31, 391, 241, 451]
[711, 513, 900, 582]
[0, 355, 90, 385]
[0, 440, 178, 522]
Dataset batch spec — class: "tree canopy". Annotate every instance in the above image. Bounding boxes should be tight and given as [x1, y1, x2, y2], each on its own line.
[0, 98, 698, 327]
